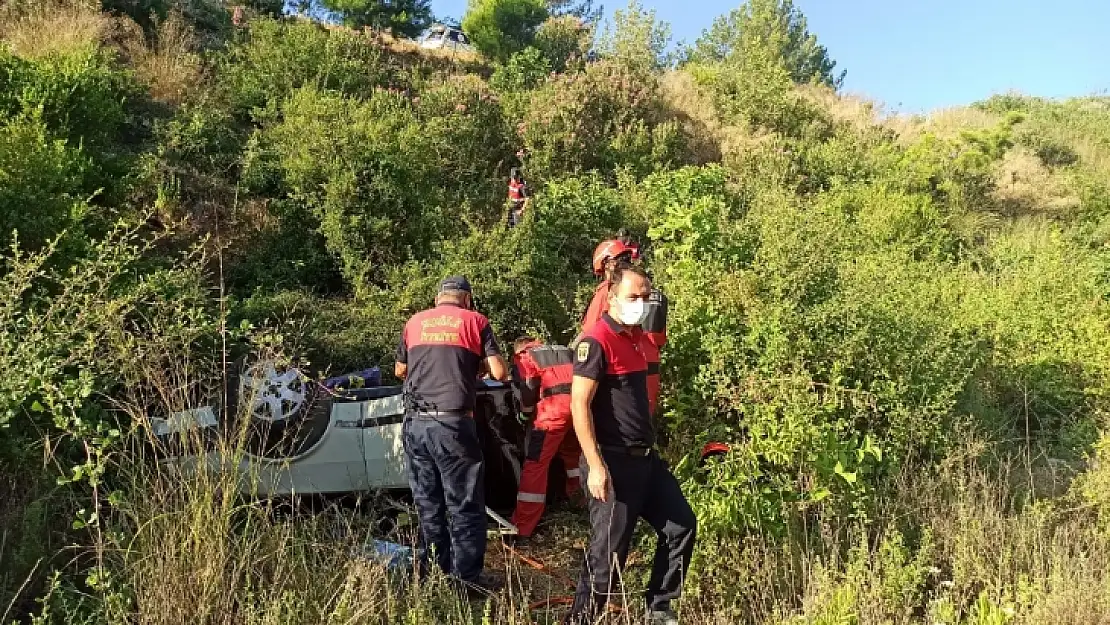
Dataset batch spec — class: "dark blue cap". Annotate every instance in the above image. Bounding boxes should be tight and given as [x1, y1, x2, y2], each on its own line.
[439, 275, 472, 293]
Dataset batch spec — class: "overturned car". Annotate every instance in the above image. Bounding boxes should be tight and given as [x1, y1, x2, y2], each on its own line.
[152, 358, 539, 517]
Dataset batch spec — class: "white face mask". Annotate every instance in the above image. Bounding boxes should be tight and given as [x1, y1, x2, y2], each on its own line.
[614, 298, 648, 326]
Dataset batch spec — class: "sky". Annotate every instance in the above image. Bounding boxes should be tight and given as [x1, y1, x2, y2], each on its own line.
[429, 0, 1110, 113]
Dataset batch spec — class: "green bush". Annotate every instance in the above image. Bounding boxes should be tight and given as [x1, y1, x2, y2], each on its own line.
[218, 18, 392, 120]
[0, 115, 89, 253]
[490, 47, 551, 93]
[263, 86, 435, 291]
[412, 74, 514, 215]
[533, 14, 591, 72]
[461, 0, 549, 63]
[4, 47, 138, 152]
[519, 59, 677, 180]
[259, 78, 511, 293]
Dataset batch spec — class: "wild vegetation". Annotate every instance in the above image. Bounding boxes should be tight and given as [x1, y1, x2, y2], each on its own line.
[2, 0, 1109, 623]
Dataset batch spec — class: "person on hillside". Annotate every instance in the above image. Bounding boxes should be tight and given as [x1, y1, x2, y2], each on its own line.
[507, 167, 530, 228]
[507, 337, 584, 543]
[395, 276, 508, 596]
[565, 263, 696, 625]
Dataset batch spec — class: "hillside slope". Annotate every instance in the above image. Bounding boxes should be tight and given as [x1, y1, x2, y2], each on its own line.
[1, 2, 1109, 623]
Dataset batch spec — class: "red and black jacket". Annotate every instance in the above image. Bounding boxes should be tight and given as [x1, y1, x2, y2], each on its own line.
[573, 313, 654, 448]
[396, 303, 500, 413]
[581, 286, 668, 415]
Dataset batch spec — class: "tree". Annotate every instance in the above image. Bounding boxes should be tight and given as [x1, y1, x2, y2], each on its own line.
[318, 0, 433, 37]
[596, 0, 672, 74]
[462, 0, 549, 62]
[688, 0, 843, 88]
[547, 0, 602, 25]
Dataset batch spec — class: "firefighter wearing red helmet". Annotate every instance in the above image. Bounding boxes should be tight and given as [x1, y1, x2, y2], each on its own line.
[579, 235, 668, 416]
[581, 239, 634, 336]
[508, 337, 584, 541]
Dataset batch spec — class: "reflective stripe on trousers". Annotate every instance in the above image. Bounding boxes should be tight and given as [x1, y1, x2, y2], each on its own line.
[517, 491, 546, 503]
[510, 421, 582, 537]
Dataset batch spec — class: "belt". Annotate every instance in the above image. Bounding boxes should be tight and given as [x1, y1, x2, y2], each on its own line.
[599, 444, 653, 457]
[541, 383, 572, 398]
[410, 409, 472, 418]
[647, 362, 660, 375]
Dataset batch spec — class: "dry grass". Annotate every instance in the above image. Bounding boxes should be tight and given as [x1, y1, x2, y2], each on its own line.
[797, 84, 887, 134]
[659, 69, 786, 171]
[660, 70, 725, 164]
[315, 19, 483, 65]
[888, 105, 1002, 144]
[0, 0, 111, 58]
[991, 147, 1081, 218]
[117, 11, 203, 107]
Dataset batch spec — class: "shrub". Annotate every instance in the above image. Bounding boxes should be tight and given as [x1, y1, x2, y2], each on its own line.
[261, 80, 512, 293]
[412, 74, 513, 216]
[2, 47, 139, 154]
[519, 59, 674, 180]
[218, 18, 391, 120]
[533, 14, 591, 72]
[490, 46, 551, 93]
[262, 87, 432, 291]
[0, 115, 89, 253]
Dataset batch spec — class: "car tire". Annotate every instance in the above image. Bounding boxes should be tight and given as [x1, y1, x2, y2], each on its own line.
[223, 355, 332, 460]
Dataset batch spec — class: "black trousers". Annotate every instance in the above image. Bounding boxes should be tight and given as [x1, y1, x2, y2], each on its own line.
[570, 449, 697, 618]
[402, 414, 487, 582]
[507, 201, 525, 227]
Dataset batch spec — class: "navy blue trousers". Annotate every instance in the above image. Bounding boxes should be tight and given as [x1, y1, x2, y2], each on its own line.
[402, 414, 487, 582]
[570, 450, 697, 619]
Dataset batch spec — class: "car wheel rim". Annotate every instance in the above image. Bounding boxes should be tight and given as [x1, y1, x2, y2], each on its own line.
[241, 362, 307, 423]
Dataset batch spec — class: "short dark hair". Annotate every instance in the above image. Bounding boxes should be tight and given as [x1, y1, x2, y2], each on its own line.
[607, 261, 649, 290]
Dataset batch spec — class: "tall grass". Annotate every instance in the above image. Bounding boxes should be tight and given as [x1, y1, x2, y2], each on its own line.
[117, 11, 203, 107]
[0, 0, 110, 58]
[31, 364, 1110, 625]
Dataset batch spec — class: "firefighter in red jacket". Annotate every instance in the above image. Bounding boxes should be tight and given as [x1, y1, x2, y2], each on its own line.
[509, 337, 583, 540]
[507, 168, 530, 227]
[579, 237, 668, 416]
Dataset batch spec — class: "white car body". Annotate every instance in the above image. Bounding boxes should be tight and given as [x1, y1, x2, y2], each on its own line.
[155, 380, 525, 511]
[418, 26, 475, 54]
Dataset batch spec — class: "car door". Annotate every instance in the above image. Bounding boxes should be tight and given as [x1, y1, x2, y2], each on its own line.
[359, 389, 409, 490]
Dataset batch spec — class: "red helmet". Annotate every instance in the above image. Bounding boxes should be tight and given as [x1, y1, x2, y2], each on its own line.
[592, 239, 633, 275]
[615, 228, 641, 260]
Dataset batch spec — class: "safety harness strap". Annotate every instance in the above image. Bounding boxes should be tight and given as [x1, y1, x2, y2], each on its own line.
[541, 383, 572, 398]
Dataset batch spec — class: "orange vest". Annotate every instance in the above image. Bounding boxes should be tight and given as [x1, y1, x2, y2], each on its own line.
[514, 343, 574, 427]
[508, 179, 526, 202]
